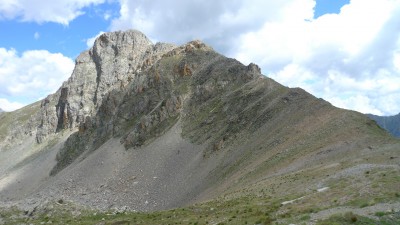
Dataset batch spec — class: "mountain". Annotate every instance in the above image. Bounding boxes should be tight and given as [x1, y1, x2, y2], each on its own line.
[0, 30, 399, 224]
[368, 113, 400, 137]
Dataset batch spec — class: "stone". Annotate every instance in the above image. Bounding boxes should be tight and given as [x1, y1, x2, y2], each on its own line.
[35, 30, 176, 143]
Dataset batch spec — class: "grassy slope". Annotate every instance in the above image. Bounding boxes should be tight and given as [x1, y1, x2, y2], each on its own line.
[2, 163, 399, 225]
[0, 101, 40, 146]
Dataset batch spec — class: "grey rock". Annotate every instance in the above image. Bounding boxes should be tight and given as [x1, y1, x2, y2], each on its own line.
[0, 102, 41, 149]
[36, 30, 176, 143]
[49, 39, 264, 174]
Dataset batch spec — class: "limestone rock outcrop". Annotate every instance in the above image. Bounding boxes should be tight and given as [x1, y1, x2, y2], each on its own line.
[49, 37, 266, 174]
[35, 30, 176, 143]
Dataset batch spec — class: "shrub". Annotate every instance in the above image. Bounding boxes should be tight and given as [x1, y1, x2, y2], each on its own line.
[300, 214, 311, 220]
[345, 212, 358, 223]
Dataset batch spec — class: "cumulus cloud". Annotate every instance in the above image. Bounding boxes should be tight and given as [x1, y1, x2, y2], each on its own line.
[109, 0, 400, 115]
[0, 0, 105, 25]
[233, 0, 400, 115]
[0, 48, 74, 111]
[110, 0, 304, 52]
[0, 98, 25, 112]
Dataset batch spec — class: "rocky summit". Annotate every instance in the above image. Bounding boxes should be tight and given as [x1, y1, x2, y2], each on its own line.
[0, 30, 399, 224]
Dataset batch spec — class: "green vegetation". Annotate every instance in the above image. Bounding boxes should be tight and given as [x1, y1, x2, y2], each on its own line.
[0, 195, 281, 225]
[375, 211, 386, 217]
[2, 189, 399, 225]
[317, 211, 399, 225]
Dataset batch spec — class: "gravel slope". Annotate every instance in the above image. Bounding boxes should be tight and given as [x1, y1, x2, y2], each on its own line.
[0, 121, 223, 212]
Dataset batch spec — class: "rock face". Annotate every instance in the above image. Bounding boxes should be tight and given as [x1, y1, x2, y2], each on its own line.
[51, 40, 217, 174]
[36, 30, 176, 143]
[368, 113, 400, 137]
[0, 102, 41, 150]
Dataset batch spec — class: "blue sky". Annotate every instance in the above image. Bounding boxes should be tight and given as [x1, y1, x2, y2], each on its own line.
[314, 0, 349, 18]
[0, 1, 119, 58]
[1, 0, 399, 116]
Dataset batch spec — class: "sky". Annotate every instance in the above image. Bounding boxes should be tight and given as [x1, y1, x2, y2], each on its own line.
[0, 0, 399, 116]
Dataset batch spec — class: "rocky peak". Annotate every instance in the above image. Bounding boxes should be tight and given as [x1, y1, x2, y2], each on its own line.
[36, 30, 176, 143]
[49, 38, 267, 174]
[0, 108, 3, 113]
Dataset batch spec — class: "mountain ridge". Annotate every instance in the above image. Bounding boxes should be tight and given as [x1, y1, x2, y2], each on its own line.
[368, 113, 400, 137]
[0, 30, 399, 224]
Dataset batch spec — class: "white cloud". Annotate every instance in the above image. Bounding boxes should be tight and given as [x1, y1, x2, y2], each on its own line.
[233, 0, 400, 116]
[110, 0, 301, 52]
[34, 31, 39, 40]
[86, 31, 105, 48]
[0, 0, 105, 25]
[0, 48, 74, 111]
[0, 98, 25, 112]
[329, 95, 383, 115]
[103, 11, 111, 20]
[109, 0, 400, 115]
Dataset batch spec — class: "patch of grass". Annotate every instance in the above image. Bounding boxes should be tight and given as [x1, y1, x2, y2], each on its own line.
[375, 211, 386, 217]
[359, 201, 371, 208]
[0, 191, 284, 225]
[317, 211, 400, 225]
[2, 163, 399, 225]
[300, 214, 311, 220]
